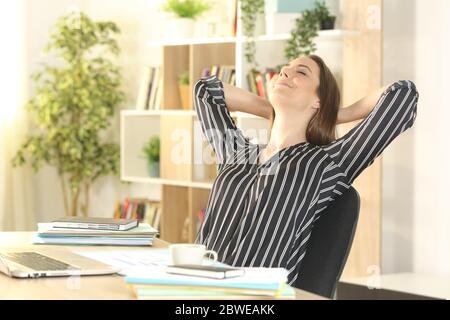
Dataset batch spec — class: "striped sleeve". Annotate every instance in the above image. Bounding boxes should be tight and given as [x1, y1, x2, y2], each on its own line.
[322, 80, 419, 185]
[193, 75, 249, 165]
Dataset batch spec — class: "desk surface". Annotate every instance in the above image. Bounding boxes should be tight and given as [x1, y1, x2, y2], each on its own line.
[0, 232, 326, 300]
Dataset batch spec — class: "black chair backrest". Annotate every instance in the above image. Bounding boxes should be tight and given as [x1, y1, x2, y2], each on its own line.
[293, 186, 360, 298]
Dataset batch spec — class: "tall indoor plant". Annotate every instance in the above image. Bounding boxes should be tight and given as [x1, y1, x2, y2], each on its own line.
[12, 11, 125, 217]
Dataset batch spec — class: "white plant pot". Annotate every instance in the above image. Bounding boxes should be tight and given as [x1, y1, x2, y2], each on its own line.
[169, 17, 195, 39]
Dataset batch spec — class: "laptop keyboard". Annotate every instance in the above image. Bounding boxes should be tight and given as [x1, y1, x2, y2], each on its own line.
[0, 252, 77, 271]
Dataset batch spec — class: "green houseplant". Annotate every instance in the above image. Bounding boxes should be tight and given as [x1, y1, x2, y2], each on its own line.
[284, 8, 319, 60]
[161, 0, 213, 38]
[240, 0, 265, 68]
[284, 0, 335, 61]
[161, 0, 212, 19]
[12, 11, 125, 217]
[142, 136, 160, 177]
[178, 70, 190, 110]
[314, 0, 336, 30]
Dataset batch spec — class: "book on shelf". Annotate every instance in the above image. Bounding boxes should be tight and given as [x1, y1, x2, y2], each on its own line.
[153, 75, 163, 110]
[231, 0, 238, 37]
[135, 66, 162, 110]
[195, 208, 206, 234]
[201, 65, 236, 86]
[246, 68, 278, 98]
[114, 198, 162, 234]
[136, 66, 153, 110]
[147, 66, 161, 110]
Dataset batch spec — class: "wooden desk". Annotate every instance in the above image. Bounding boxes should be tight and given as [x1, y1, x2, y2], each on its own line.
[0, 232, 326, 300]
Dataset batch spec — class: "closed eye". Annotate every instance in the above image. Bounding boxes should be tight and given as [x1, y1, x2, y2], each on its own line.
[297, 71, 307, 76]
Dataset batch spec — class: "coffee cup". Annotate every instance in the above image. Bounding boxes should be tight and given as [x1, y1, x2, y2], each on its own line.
[169, 243, 218, 266]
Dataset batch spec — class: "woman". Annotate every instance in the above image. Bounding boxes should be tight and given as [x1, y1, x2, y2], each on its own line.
[193, 54, 419, 287]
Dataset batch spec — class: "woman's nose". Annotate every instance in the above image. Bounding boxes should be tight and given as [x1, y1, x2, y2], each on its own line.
[279, 67, 289, 78]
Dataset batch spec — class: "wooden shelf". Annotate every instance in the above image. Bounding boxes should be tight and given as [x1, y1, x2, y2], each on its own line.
[121, 176, 213, 190]
[147, 30, 360, 47]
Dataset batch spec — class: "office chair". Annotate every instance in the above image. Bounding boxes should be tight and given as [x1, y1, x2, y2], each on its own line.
[293, 186, 360, 299]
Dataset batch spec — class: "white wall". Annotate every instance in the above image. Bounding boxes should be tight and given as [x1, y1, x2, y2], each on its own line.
[383, 0, 450, 275]
[25, 0, 162, 224]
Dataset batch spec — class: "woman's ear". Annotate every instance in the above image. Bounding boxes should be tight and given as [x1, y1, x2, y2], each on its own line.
[312, 100, 320, 110]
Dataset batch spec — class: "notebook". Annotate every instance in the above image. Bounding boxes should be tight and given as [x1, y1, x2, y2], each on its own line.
[166, 264, 246, 279]
[51, 217, 139, 231]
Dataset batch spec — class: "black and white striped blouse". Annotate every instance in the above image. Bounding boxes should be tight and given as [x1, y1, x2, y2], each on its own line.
[193, 75, 419, 287]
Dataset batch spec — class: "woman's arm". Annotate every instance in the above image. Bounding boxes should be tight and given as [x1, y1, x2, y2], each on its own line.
[222, 82, 273, 119]
[337, 84, 391, 125]
[324, 80, 418, 184]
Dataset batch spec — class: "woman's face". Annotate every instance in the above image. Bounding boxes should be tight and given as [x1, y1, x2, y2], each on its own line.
[269, 57, 321, 113]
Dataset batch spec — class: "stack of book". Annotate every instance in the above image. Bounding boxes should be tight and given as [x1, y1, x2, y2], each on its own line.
[136, 66, 163, 110]
[32, 218, 159, 246]
[125, 266, 296, 299]
[247, 68, 278, 98]
[113, 199, 161, 233]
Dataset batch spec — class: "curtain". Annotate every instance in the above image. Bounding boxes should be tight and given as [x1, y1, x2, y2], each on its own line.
[0, 0, 36, 231]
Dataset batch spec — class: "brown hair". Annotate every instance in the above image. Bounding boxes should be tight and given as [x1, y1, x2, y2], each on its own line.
[268, 54, 341, 146]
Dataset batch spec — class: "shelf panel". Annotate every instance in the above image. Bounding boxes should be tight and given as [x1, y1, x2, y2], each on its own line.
[121, 109, 263, 119]
[148, 30, 360, 47]
[121, 176, 213, 190]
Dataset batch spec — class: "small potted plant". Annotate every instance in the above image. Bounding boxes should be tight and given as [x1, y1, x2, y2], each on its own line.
[314, 0, 336, 30]
[160, 0, 213, 39]
[178, 70, 190, 110]
[142, 136, 160, 177]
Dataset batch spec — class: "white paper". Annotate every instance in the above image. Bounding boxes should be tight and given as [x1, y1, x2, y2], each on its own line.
[75, 249, 228, 275]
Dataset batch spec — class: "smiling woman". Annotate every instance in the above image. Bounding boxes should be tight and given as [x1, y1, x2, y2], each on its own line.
[267, 55, 341, 148]
[192, 68, 418, 288]
[0, 0, 35, 231]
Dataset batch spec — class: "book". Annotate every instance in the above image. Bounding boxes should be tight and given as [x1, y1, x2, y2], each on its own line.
[148, 66, 160, 109]
[32, 234, 153, 246]
[154, 75, 163, 110]
[125, 266, 288, 291]
[51, 217, 139, 231]
[166, 264, 246, 279]
[136, 66, 154, 110]
[38, 223, 158, 236]
[255, 72, 266, 98]
[130, 283, 296, 299]
[153, 209, 161, 231]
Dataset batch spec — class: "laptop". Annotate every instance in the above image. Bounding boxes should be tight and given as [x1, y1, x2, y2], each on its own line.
[0, 249, 120, 278]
